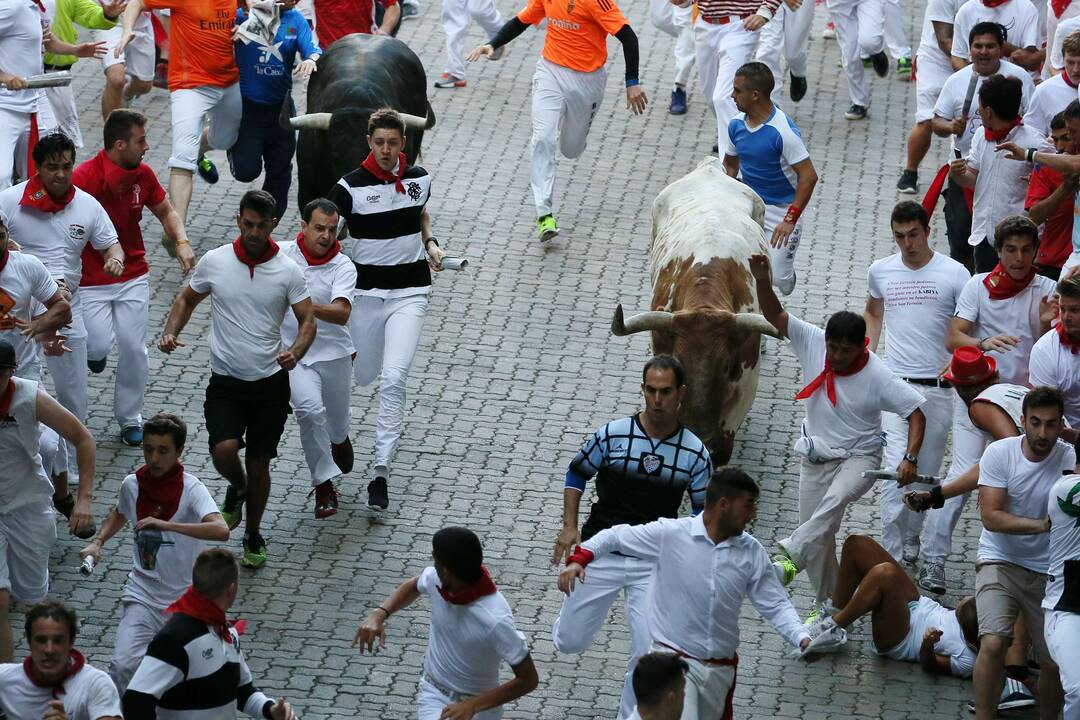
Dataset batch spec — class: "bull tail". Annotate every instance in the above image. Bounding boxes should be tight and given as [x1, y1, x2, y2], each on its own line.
[425, 100, 436, 129]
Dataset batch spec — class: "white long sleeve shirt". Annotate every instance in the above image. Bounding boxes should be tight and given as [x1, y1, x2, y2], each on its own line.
[581, 514, 810, 660]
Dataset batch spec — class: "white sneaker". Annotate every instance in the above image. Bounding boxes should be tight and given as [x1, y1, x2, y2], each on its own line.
[798, 617, 848, 657]
[902, 537, 921, 564]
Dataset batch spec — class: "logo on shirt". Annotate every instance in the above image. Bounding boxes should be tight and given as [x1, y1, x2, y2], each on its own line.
[135, 527, 175, 570]
[68, 224, 85, 241]
[406, 182, 421, 201]
[202, 648, 214, 660]
[258, 40, 284, 64]
[640, 453, 663, 475]
[549, 17, 582, 29]
[567, 0, 575, 13]
[366, 194, 381, 203]
[131, 183, 142, 208]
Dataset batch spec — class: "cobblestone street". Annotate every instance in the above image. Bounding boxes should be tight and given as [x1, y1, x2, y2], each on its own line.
[18, 0, 1006, 716]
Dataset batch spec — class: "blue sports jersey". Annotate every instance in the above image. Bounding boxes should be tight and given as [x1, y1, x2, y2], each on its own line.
[726, 107, 810, 207]
[566, 415, 712, 541]
[234, 8, 321, 106]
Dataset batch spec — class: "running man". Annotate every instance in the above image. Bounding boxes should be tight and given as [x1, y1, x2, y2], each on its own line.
[467, 0, 645, 242]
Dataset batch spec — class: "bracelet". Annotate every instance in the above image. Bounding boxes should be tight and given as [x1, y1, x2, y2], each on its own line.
[783, 204, 802, 224]
[625, 78, 640, 87]
[174, 238, 191, 247]
[424, 237, 439, 248]
[373, 606, 390, 618]
[1026, 147, 1038, 163]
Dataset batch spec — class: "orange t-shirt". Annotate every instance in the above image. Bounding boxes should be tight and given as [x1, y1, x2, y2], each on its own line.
[143, 0, 239, 90]
[517, 0, 628, 73]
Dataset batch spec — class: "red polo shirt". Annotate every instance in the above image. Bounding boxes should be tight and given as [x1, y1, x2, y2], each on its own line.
[1025, 164, 1074, 270]
[313, 0, 398, 48]
[74, 150, 166, 287]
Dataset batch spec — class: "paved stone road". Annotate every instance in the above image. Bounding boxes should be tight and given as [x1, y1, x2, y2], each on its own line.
[18, 1, 1014, 717]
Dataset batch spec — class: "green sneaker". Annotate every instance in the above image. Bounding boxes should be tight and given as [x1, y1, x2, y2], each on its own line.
[537, 214, 559, 243]
[196, 155, 219, 184]
[772, 553, 797, 586]
[241, 533, 267, 569]
[804, 601, 830, 625]
[896, 57, 913, 80]
[219, 485, 245, 531]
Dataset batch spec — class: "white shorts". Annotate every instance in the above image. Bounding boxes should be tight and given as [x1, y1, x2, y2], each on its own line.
[0, 500, 57, 604]
[97, 14, 156, 81]
[914, 56, 949, 123]
[168, 84, 242, 171]
[879, 596, 938, 662]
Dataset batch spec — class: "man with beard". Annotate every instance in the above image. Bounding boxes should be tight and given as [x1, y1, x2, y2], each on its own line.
[1030, 274, 1080, 427]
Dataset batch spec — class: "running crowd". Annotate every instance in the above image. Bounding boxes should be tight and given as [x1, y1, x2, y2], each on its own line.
[1, 0, 1080, 716]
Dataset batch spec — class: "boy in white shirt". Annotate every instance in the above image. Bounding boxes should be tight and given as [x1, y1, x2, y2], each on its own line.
[354, 527, 538, 719]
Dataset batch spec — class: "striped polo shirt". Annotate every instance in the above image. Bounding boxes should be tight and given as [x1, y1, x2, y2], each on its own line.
[327, 163, 432, 299]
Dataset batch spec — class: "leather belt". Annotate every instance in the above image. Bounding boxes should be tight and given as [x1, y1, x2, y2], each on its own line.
[901, 377, 952, 389]
[657, 641, 739, 667]
[701, 13, 747, 24]
[422, 673, 473, 704]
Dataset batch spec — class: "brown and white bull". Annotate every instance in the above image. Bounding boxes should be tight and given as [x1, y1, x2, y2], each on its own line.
[611, 157, 781, 465]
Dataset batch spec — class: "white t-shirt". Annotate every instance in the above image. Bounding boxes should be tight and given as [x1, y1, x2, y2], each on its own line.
[892, 596, 977, 677]
[416, 566, 530, 697]
[786, 314, 926, 454]
[953, 272, 1057, 386]
[0, 183, 118, 291]
[977, 436, 1075, 573]
[0, 0, 44, 114]
[279, 241, 356, 365]
[1050, 15, 1080, 70]
[0, 250, 58, 375]
[934, 61, 1036, 156]
[187, 244, 309, 381]
[1029, 328, 1080, 426]
[952, 0, 1041, 62]
[0, 661, 121, 720]
[967, 124, 1046, 248]
[1022, 73, 1079, 137]
[1045, 473, 1080, 611]
[867, 252, 971, 377]
[116, 471, 220, 610]
[917, 0, 966, 74]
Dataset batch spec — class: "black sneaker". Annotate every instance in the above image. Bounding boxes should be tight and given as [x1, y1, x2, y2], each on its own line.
[401, 2, 418, 18]
[897, 169, 918, 194]
[870, 51, 889, 78]
[844, 104, 868, 120]
[196, 155, 219, 184]
[789, 73, 808, 102]
[87, 357, 107, 373]
[367, 477, 389, 510]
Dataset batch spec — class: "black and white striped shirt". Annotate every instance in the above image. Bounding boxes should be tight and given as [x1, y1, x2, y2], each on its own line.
[327, 163, 432, 299]
[122, 613, 273, 720]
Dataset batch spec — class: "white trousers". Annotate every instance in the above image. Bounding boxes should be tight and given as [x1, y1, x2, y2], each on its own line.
[1047, 611, 1080, 720]
[778, 452, 882, 604]
[0, 501, 55, 604]
[168, 84, 242, 171]
[552, 552, 653, 719]
[650, 0, 696, 87]
[529, 58, 606, 217]
[289, 355, 353, 486]
[922, 393, 986, 565]
[694, 18, 760, 152]
[45, 296, 88, 480]
[110, 600, 167, 695]
[656, 643, 736, 720]
[0, 107, 31, 191]
[418, 678, 503, 720]
[763, 203, 804, 294]
[754, 0, 815, 102]
[81, 276, 150, 430]
[826, 0, 885, 107]
[882, 0, 910, 60]
[441, 0, 504, 79]
[351, 293, 428, 471]
[878, 383, 952, 561]
[42, 85, 83, 148]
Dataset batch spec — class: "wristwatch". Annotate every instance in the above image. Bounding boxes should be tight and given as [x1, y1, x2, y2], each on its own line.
[903, 452, 918, 465]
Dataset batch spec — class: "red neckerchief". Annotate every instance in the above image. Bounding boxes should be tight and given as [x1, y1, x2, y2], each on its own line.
[983, 262, 1036, 299]
[361, 152, 407, 194]
[134, 462, 184, 521]
[0, 379, 15, 418]
[31, 0, 46, 11]
[22, 649, 85, 698]
[98, 150, 144, 200]
[1053, 0, 1069, 16]
[19, 175, 75, 214]
[795, 338, 871, 406]
[437, 566, 498, 605]
[984, 117, 1022, 142]
[166, 586, 232, 641]
[294, 231, 340, 266]
[981, 0, 1010, 7]
[232, 235, 279, 278]
[1058, 323, 1080, 355]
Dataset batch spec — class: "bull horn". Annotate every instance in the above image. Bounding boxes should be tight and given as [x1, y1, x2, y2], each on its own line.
[611, 304, 674, 336]
[289, 113, 333, 130]
[398, 111, 430, 129]
[733, 312, 782, 339]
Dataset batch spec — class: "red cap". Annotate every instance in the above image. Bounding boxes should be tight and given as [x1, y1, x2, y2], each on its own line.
[943, 346, 997, 386]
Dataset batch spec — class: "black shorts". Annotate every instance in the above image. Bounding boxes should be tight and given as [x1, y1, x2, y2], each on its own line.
[204, 371, 291, 457]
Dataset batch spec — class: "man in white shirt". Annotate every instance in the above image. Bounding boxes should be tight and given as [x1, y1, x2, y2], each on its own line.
[750, 255, 927, 616]
[0, 601, 121, 720]
[77, 413, 228, 694]
[931, 22, 1034, 270]
[864, 201, 970, 566]
[826, 0, 889, 121]
[1044, 469, 1080, 720]
[626, 652, 688, 720]
[1023, 31, 1080, 136]
[951, 0, 1041, 72]
[158, 190, 314, 570]
[1050, 15, 1080, 72]
[279, 198, 357, 519]
[971, 387, 1072, 720]
[559, 469, 813, 717]
[0, 133, 124, 513]
[948, 76, 1046, 272]
[354, 527, 539, 719]
[1030, 274, 1080, 426]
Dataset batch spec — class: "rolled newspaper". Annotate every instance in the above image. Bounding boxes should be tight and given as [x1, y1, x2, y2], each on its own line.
[3, 71, 75, 89]
[862, 470, 940, 485]
[442, 257, 468, 271]
[79, 555, 96, 576]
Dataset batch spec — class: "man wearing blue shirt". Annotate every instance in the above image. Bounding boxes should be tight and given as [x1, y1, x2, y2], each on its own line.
[723, 61, 818, 296]
[230, 0, 321, 221]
